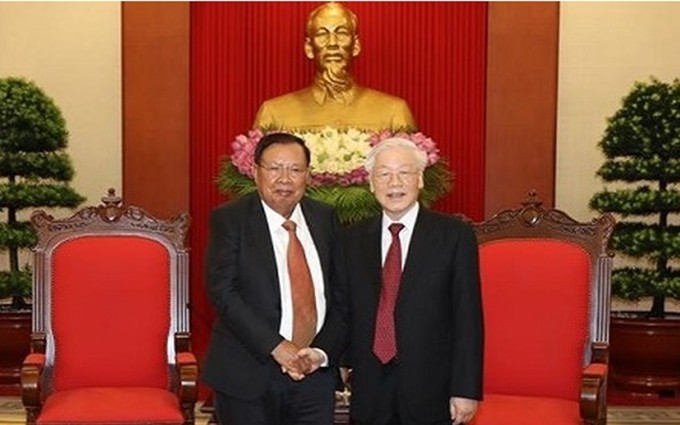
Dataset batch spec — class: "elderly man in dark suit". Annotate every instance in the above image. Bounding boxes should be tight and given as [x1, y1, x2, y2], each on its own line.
[343, 138, 484, 425]
[202, 132, 347, 425]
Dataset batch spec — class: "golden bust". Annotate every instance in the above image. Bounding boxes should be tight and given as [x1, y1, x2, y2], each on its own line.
[253, 2, 417, 132]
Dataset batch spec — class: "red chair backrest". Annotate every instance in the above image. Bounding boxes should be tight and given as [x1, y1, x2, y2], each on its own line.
[51, 235, 171, 391]
[479, 239, 590, 401]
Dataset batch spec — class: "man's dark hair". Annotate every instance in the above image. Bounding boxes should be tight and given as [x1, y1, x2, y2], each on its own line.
[254, 132, 311, 166]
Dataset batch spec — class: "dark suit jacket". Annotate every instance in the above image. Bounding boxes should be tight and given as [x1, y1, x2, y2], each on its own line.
[343, 207, 483, 422]
[202, 193, 347, 399]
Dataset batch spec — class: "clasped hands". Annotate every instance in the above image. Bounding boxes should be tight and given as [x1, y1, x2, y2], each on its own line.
[271, 340, 325, 381]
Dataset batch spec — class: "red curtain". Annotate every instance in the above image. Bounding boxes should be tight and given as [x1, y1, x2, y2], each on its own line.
[189, 1, 487, 392]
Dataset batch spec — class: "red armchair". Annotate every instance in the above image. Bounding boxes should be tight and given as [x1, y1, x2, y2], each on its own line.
[21, 189, 197, 425]
[470, 192, 615, 425]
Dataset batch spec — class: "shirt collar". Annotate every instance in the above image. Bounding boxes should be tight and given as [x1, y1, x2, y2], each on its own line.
[381, 202, 419, 231]
[261, 200, 304, 231]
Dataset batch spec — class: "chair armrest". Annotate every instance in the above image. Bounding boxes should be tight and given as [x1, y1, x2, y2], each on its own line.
[22, 353, 46, 423]
[175, 351, 199, 415]
[580, 362, 608, 425]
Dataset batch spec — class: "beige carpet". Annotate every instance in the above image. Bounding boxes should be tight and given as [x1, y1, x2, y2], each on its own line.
[2, 397, 680, 424]
[609, 406, 680, 425]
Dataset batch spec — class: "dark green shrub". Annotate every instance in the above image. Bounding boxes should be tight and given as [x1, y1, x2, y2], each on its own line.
[0, 77, 85, 310]
[590, 77, 680, 317]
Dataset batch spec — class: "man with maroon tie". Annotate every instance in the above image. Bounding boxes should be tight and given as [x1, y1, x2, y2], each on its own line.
[343, 138, 484, 425]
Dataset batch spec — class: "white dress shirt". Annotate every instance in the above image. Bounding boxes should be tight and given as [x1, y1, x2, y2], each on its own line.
[381, 202, 420, 267]
[261, 201, 327, 341]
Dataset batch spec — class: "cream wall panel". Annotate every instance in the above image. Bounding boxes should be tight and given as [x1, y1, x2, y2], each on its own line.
[0, 2, 122, 209]
[556, 2, 680, 221]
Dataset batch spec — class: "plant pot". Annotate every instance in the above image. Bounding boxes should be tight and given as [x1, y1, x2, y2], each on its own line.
[0, 306, 31, 396]
[610, 312, 680, 396]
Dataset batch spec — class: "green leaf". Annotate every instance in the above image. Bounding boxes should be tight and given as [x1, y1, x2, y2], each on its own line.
[0, 183, 85, 209]
[0, 151, 75, 180]
[0, 267, 32, 300]
[590, 187, 680, 215]
[0, 222, 37, 250]
[0, 77, 68, 152]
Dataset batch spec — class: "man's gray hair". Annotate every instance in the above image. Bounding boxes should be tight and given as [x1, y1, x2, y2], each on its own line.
[365, 137, 428, 173]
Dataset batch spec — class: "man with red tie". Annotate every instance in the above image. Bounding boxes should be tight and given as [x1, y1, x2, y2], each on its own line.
[202, 132, 347, 425]
[343, 138, 484, 425]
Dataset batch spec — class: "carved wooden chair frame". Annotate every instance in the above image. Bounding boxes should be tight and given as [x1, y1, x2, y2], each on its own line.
[471, 191, 615, 425]
[21, 189, 197, 424]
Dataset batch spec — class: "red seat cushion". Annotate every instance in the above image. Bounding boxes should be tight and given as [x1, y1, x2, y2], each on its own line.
[470, 393, 580, 425]
[37, 387, 184, 424]
[479, 240, 590, 400]
[50, 236, 171, 391]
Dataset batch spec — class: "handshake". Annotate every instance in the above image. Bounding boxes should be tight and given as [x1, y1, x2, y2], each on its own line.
[271, 340, 326, 381]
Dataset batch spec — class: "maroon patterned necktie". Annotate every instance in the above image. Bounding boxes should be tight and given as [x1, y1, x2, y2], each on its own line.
[373, 223, 405, 363]
[282, 220, 317, 347]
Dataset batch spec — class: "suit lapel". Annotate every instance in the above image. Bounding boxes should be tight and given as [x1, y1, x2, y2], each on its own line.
[366, 217, 383, 297]
[398, 208, 433, 300]
[247, 195, 279, 293]
[301, 199, 330, 278]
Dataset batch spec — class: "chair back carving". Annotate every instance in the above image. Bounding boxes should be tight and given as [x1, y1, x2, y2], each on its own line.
[472, 191, 615, 400]
[30, 189, 190, 392]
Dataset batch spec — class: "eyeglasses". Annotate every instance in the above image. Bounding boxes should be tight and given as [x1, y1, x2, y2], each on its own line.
[257, 163, 308, 179]
[372, 170, 419, 184]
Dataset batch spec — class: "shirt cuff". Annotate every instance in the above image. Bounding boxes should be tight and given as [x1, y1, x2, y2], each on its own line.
[313, 348, 329, 367]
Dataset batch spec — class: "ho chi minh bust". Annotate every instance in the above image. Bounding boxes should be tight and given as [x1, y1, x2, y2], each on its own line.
[253, 2, 417, 133]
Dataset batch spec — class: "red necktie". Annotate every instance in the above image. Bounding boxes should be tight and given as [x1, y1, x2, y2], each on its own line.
[282, 220, 317, 347]
[373, 223, 405, 364]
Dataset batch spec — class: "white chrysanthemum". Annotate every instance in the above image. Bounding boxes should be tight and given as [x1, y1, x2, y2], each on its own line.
[297, 127, 372, 174]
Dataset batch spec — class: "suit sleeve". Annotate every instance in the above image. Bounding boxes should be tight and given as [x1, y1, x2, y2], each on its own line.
[205, 207, 283, 362]
[449, 222, 484, 400]
[310, 210, 349, 365]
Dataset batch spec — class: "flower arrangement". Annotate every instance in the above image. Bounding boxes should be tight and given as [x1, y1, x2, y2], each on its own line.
[218, 127, 451, 225]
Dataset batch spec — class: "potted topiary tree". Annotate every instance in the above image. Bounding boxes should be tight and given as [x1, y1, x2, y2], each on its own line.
[590, 77, 680, 397]
[0, 76, 85, 393]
